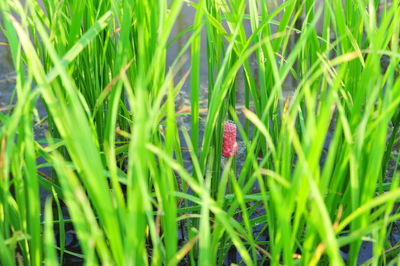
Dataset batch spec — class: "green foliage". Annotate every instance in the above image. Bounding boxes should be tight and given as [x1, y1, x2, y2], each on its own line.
[0, 0, 399, 265]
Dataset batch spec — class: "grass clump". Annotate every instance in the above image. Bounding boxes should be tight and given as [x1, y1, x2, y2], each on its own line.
[0, 0, 400, 265]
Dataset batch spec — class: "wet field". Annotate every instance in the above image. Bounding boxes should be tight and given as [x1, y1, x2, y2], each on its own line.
[0, 2, 399, 264]
[0, 26, 14, 108]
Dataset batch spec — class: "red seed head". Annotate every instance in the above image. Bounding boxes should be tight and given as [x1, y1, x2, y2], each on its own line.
[222, 121, 238, 157]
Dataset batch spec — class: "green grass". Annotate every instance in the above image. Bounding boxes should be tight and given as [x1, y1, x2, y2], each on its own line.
[0, 0, 400, 265]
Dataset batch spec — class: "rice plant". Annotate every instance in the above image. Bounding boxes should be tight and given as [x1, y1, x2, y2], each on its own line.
[0, 0, 399, 265]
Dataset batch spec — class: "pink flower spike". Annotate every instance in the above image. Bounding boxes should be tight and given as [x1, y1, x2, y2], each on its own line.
[222, 121, 238, 158]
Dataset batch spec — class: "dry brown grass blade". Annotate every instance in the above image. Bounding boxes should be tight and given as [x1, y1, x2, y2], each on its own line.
[176, 106, 208, 114]
[0, 105, 15, 112]
[37, 170, 55, 183]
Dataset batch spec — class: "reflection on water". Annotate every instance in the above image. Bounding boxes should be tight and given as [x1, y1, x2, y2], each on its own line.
[0, 26, 9, 74]
[0, 2, 304, 107]
[167, 3, 209, 93]
[0, 18, 14, 106]
[0, 13, 13, 76]
[167, 2, 303, 99]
